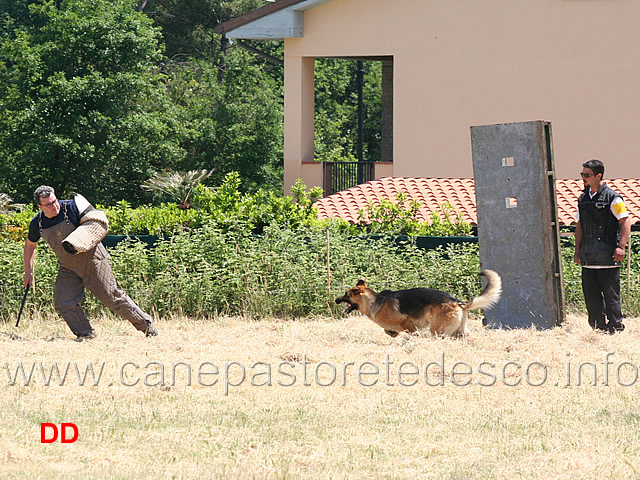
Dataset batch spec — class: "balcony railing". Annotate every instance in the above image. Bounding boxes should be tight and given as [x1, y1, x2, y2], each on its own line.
[322, 161, 375, 196]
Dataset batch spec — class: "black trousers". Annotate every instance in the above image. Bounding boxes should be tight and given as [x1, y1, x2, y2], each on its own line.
[581, 267, 624, 330]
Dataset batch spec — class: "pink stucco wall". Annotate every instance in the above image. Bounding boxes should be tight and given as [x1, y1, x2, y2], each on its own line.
[282, 0, 640, 192]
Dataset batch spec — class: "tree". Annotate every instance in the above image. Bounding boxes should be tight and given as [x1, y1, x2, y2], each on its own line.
[140, 0, 285, 192]
[141, 168, 212, 206]
[0, 0, 383, 204]
[314, 58, 382, 163]
[138, 0, 264, 61]
[164, 53, 284, 193]
[0, 0, 184, 205]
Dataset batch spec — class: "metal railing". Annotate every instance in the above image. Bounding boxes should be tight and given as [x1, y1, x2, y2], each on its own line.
[322, 161, 375, 196]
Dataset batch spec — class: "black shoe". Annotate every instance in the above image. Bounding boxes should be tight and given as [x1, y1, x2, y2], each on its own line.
[75, 331, 96, 342]
[608, 323, 625, 334]
[145, 323, 159, 337]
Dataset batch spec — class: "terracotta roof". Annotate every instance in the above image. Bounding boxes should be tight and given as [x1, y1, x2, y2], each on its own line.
[315, 177, 640, 227]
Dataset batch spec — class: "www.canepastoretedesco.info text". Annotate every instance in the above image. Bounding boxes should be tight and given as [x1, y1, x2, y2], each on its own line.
[3, 353, 638, 394]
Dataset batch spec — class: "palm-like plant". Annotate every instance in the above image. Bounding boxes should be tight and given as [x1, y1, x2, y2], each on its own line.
[141, 169, 213, 208]
[0, 193, 13, 214]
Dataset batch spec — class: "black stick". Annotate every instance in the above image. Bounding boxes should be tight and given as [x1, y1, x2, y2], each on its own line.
[16, 284, 30, 327]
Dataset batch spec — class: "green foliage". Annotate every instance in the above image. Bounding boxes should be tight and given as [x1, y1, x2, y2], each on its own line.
[101, 200, 202, 236]
[0, 224, 483, 320]
[1, 173, 471, 239]
[560, 235, 588, 311]
[0, 1, 388, 204]
[0, 173, 323, 238]
[357, 193, 473, 236]
[0, 0, 394, 209]
[357, 192, 421, 234]
[416, 203, 474, 237]
[0, 238, 59, 318]
[0, 205, 35, 241]
[314, 58, 382, 163]
[140, 0, 266, 61]
[191, 172, 322, 234]
[2, 219, 640, 321]
[141, 169, 213, 206]
[164, 54, 284, 193]
[139, 1, 286, 193]
[0, 0, 182, 204]
[0, 193, 12, 214]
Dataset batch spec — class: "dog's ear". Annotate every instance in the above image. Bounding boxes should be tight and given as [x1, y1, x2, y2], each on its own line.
[356, 278, 366, 287]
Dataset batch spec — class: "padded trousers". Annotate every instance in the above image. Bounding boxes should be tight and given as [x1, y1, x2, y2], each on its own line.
[40, 215, 152, 337]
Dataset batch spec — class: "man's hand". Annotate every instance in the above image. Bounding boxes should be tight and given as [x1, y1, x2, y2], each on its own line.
[573, 251, 581, 265]
[574, 221, 583, 266]
[23, 239, 38, 289]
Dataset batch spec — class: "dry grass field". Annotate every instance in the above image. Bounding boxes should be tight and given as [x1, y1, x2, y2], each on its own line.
[2, 310, 640, 479]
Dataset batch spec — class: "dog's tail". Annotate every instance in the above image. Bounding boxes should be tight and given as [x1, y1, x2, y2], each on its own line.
[462, 269, 502, 311]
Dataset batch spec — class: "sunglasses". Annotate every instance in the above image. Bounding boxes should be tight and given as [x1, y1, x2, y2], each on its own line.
[580, 172, 595, 178]
[40, 198, 58, 208]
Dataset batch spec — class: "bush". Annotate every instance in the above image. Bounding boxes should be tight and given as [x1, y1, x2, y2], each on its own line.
[0, 173, 475, 238]
[0, 225, 482, 320]
[1, 228, 639, 322]
[356, 192, 473, 236]
[110, 224, 485, 318]
[2, 174, 638, 321]
[0, 207, 35, 242]
[190, 173, 323, 235]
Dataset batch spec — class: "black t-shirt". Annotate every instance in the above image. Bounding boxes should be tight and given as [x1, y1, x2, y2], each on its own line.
[27, 200, 80, 243]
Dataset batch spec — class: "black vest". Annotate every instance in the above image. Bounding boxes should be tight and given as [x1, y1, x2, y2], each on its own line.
[578, 183, 621, 266]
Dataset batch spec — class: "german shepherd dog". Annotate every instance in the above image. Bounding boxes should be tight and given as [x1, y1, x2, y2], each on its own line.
[335, 270, 501, 337]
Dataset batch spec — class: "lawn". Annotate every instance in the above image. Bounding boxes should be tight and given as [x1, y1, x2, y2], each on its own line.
[1, 311, 640, 479]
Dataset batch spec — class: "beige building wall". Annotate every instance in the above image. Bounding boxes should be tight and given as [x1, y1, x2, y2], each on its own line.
[281, 0, 640, 193]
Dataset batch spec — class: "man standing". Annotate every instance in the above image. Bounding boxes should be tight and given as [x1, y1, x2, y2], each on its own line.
[573, 160, 631, 333]
[23, 186, 158, 341]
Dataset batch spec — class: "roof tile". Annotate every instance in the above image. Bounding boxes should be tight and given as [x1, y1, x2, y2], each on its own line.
[315, 177, 640, 227]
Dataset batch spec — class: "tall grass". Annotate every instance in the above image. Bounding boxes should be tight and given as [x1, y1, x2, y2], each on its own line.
[1, 226, 639, 321]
